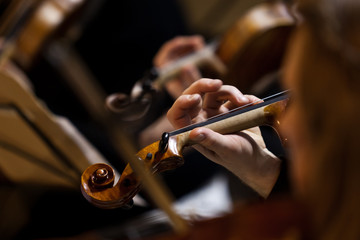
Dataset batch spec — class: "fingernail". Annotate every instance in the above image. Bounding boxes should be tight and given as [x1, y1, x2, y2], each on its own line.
[239, 96, 249, 103]
[193, 133, 205, 142]
[212, 79, 222, 85]
[188, 94, 200, 101]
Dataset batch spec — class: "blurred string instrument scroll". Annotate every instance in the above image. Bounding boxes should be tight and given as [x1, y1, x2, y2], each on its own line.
[106, 1, 296, 124]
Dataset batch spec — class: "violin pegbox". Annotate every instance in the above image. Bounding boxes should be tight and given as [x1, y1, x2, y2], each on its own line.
[136, 133, 185, 174]
[81, 135, 184, 209]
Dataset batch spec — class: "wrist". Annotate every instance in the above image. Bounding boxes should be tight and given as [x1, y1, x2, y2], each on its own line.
[229, 148, 281, 199]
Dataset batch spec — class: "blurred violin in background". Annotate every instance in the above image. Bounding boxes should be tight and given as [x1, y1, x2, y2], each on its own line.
[106, 1, 296, 125]
[0, 0, 114, 126]
[0, 0, 86, 69]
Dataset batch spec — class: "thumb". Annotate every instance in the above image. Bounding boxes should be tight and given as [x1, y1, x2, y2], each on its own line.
[188, 127, 229, 164]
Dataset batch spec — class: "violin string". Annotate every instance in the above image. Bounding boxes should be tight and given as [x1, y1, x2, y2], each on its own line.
[169, 89, 290, 136]
[210, 89, 289, 118]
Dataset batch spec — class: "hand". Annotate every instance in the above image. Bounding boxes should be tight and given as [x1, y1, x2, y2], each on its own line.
[167, 78, 281, 197]
[154, 35, 205, 67]
[153, 35, 205, 99]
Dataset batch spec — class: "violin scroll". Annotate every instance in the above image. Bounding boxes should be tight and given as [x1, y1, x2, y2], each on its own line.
[105, 72, 158, 121]
[81, 162, 139, 209]
[88, 163, 115, 189]
[81, 139, 184, 209]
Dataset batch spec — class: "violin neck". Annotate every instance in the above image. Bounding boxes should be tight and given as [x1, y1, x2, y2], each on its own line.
[153, 42, 226, 88]
[172, 93, 288, 151]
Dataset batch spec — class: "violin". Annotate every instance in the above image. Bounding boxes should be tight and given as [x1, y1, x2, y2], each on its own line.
[80, 91, 296, 239]
[0, 0, 109, 124]
[81, 91, 289, 209]
[216, 0, 296, 92]
[106, 1, 295, 122]
[0, 0, 86, 69]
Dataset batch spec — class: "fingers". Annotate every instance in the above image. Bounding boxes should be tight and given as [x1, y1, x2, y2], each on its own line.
[183, 79, 251, 116]
[202, 85, 250, 112]
[223, 94, 261, 110]
[188, 127, 240, 165]
[165, 65, 202, 99]
[167, 78, 261, 128]
[167, 78, 224, 128]
[188, 127, 265, 165]
[167, 94, 203, 128]
[182, 78, 223, 95]
[179, 65, 202, 87]
[154, 35, 205, 67]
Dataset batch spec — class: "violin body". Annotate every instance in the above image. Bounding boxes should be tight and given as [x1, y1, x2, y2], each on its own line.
[217, 1, 295, 93]
[149, 1, 296, 92]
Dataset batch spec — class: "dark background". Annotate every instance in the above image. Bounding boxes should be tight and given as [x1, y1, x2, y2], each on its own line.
[0, 0, 288, 238]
